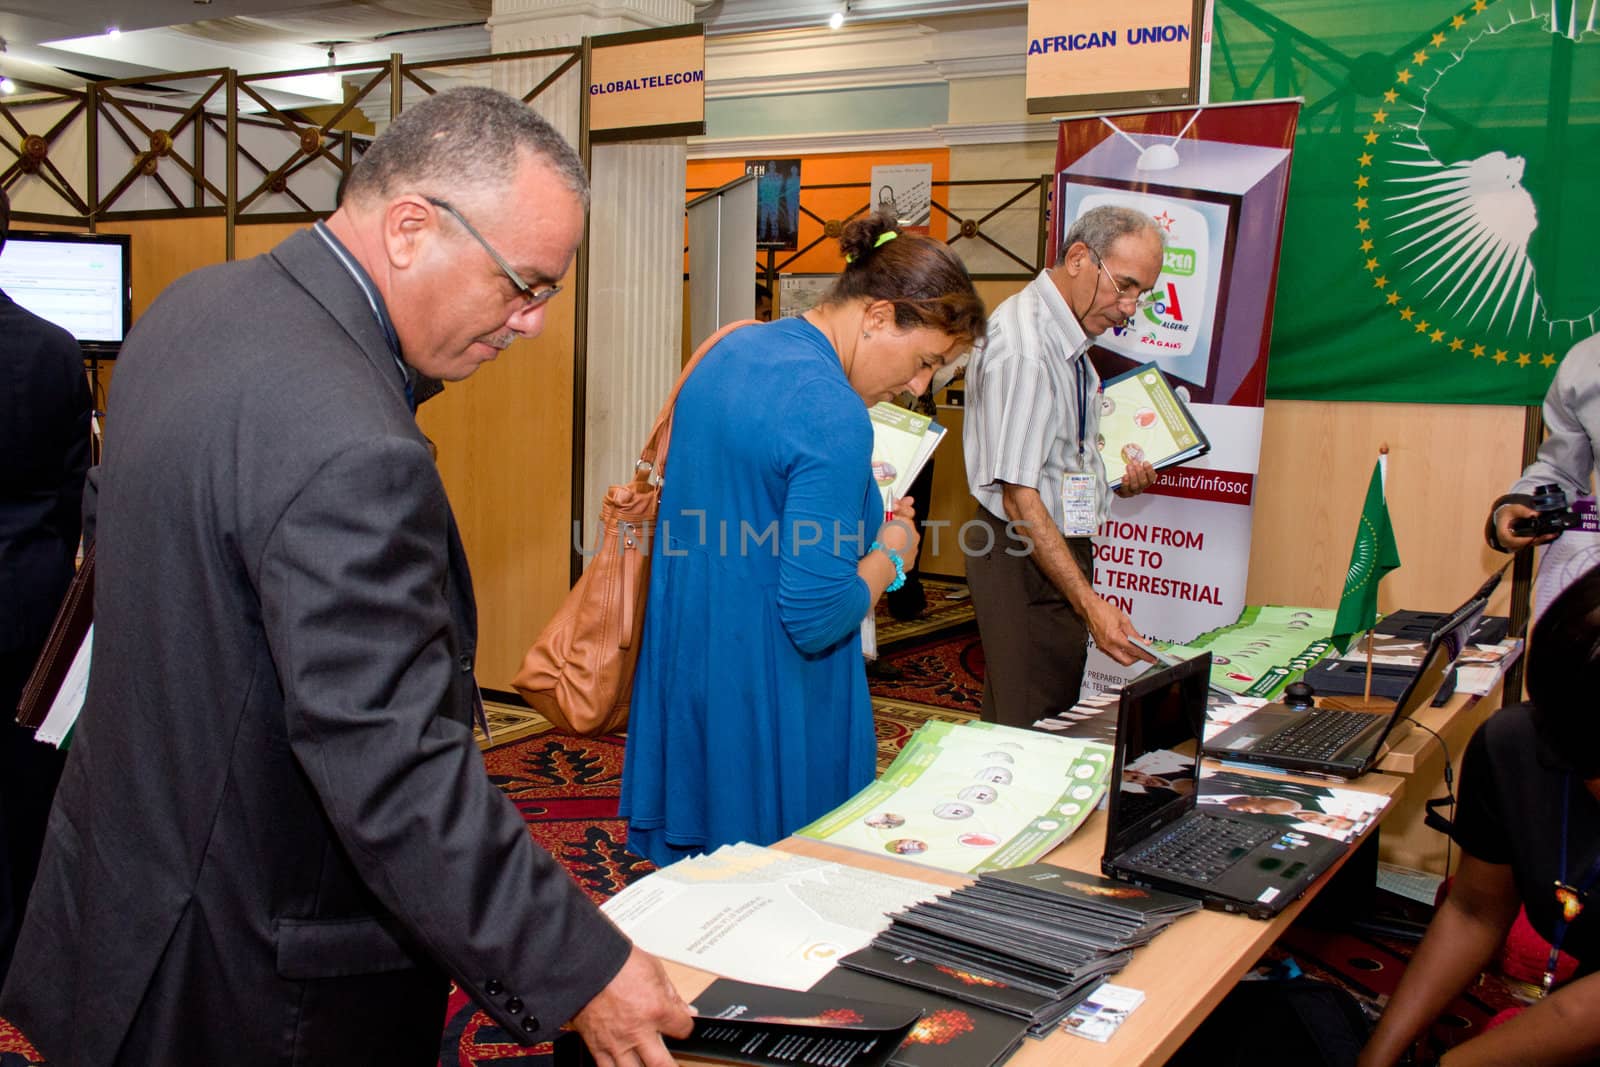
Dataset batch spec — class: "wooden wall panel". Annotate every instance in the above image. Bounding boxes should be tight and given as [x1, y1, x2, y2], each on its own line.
[1246, 399, 1522, 618]
[418, 301, 576, 692]
[234, 222, 308, 261]
[96, 218, 226, 319]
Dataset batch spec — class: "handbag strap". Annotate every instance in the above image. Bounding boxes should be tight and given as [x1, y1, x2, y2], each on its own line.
[636, 319, 760, 485]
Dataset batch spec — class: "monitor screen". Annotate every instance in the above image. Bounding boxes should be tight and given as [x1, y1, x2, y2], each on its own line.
[0, 230, 132, 354]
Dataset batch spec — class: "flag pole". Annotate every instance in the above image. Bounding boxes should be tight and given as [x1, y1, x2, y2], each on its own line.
[1363, 444, 1389, 703]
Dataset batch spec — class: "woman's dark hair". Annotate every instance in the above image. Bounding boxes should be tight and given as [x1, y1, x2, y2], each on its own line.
[1528, 562, 1600, 774]
[823, 209, 987, 347]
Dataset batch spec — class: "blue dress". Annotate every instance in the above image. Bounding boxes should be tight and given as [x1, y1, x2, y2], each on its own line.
[621, 317, 881, 868]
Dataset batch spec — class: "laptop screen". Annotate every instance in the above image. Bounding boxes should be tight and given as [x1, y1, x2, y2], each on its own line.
[1365, 596, 1485, 753]
[1106, 653, 1213, 859]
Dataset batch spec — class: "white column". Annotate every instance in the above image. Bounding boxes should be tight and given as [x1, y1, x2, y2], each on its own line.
[491, 0, 694, 560]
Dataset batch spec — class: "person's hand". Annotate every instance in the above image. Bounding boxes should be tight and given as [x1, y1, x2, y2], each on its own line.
[568, 946, 694, 1067]
[878, 497, 921, 563]
[1492, 502, 1559, 553]
[1082, 595, 1151, 666]
[1115, 460, 1157, 498]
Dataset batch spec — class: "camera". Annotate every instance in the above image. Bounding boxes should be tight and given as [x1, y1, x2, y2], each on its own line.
[1510, 483, 1582, 538]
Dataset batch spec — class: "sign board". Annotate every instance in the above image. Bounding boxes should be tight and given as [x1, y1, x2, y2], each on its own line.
[588, 24, 706, 141]
[1026, 0, 1204, 115]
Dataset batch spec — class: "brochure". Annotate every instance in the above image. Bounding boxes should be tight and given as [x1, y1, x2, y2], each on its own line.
[1097, 362, 1209, 489]
[868, 400, 946, 516]
[600, 843, 939, 991]
[811, 965, 1031, 1067]
[675, 978, 922, 1067]
[793, 721, 1113, 874]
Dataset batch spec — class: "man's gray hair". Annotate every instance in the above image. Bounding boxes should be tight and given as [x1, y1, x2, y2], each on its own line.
[1057, 204, 1164, 265]
[342, 87, 589, 209]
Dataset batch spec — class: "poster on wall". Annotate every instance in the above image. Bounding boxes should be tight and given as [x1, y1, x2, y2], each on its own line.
[745, 158, 801, 251]
[868, 163, 933, 234]
[1050, 102, 1301, 697]
[777, 274, 833, 319]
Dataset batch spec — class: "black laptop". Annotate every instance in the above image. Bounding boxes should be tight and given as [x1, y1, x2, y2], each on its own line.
[1101, 654, 1347, 920]
[1201, 590, 1488, 779]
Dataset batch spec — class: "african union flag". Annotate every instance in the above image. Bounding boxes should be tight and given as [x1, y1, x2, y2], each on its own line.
[1331, 459, 1401, 653]
[1211, 0, 1598, 406]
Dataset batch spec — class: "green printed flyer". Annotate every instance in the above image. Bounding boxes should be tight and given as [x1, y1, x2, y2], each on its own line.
[796, 721, 1112, 874]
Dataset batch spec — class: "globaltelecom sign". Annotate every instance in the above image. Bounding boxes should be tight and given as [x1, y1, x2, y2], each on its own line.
[586, 24, 706, 141]
[1026, 0, 1204, 114]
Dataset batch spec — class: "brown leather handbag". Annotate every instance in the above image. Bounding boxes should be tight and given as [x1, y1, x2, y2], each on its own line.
[512, 320, 758, 736]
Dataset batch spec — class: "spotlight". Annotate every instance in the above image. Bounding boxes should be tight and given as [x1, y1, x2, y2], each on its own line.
[107, 27, 121, 37]
[829, 2, 848, 30]
[0, 78, 14, 94]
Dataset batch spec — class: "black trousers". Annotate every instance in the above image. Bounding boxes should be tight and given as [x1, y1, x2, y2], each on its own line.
[0, 652, 67, 987]
[963, 505, 1093, 730]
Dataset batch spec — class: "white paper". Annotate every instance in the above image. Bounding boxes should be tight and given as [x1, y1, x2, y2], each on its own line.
[601, 843, 939, 991]
[35, 623, 91, 748]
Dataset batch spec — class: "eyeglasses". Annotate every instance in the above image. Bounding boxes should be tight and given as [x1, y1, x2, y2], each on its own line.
[425, 196, 562, 310]
[1091, 249, 1158, 309]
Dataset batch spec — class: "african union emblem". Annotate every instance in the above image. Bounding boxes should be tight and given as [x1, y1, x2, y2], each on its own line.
[1355, 0, 1598, 375]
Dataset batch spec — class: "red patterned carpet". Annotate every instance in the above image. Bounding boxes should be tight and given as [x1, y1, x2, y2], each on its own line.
[869, 621, 985, 714]
[439, 733, 647, 1066]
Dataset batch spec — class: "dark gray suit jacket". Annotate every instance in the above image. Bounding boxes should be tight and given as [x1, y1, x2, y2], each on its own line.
[0, 229, 631, 1065]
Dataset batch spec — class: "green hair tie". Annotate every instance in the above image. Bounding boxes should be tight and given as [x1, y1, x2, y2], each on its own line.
[845, 230, 898, 264]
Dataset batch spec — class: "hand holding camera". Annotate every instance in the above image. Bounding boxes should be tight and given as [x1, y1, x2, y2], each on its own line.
[1509, 483, 1581, 538]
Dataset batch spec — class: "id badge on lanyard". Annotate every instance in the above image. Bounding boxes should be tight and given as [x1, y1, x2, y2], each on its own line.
[1062, 474, 1097, 537]
[1060, 356, 1096, 537]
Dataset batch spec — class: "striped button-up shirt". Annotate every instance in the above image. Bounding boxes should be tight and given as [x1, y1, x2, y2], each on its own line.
[963, 269, 1113, 534]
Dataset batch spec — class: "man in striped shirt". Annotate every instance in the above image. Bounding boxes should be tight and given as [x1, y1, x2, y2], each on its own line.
[962, 205, 1163, 728]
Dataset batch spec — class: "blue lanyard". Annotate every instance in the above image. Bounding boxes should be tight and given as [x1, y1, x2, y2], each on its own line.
[1075, 356, 1088, 461]
[1545, 774, 1600, 995]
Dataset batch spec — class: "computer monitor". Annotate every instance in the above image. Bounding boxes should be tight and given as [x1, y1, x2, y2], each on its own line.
[0, 230, 133, 356]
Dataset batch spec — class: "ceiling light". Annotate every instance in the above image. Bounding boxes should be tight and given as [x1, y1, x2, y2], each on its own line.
[0, 78, 14, 94]
[107, 27, 121, 37]
[829, 2, 848, 30]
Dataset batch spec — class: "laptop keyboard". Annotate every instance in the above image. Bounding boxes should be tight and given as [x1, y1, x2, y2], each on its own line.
[1125, 813, 1276, 883]
[1253, 708, 1376, 760]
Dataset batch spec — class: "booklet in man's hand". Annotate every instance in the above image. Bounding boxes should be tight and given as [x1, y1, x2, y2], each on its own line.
[1097, 362, 1209, 488]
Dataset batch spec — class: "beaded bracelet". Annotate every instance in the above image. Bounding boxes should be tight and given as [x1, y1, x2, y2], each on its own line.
[870, 540, 907, 593]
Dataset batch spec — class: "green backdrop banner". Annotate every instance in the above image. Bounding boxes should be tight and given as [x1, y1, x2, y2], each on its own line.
[1211, 0, 1598, 406]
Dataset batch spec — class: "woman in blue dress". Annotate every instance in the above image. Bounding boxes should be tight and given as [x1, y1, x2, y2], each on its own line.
[621, 211, 986, 868]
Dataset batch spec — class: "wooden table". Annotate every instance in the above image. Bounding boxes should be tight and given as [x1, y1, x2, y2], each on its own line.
[1372, 677, 1508, 874]
[655, 767, 1405, 1067]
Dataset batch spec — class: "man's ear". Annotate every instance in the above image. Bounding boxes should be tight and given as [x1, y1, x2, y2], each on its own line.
[382, 195, 432, 270]
[1062, 240, 1093, 276]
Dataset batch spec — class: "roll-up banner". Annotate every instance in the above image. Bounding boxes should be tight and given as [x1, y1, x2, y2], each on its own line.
[1052, 101, 1301, 695]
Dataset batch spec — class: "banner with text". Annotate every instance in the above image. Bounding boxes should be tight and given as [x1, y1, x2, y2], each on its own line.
[587, 24, 706, 141]
[1052, 102, 1301, 695]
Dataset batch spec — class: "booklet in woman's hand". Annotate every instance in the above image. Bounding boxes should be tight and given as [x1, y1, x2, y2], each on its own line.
[1097, 362, 1209, 488]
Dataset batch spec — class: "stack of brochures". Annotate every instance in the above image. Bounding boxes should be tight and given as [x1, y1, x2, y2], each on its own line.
[793, 721, 1113, 875]
[841, 865, 1199, 1038]
[1097, 362, 1209, 489]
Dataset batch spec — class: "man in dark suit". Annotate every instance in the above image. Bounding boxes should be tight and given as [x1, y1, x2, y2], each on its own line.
[0, 88, 691, 1065]
[0, 187, 92, 989]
